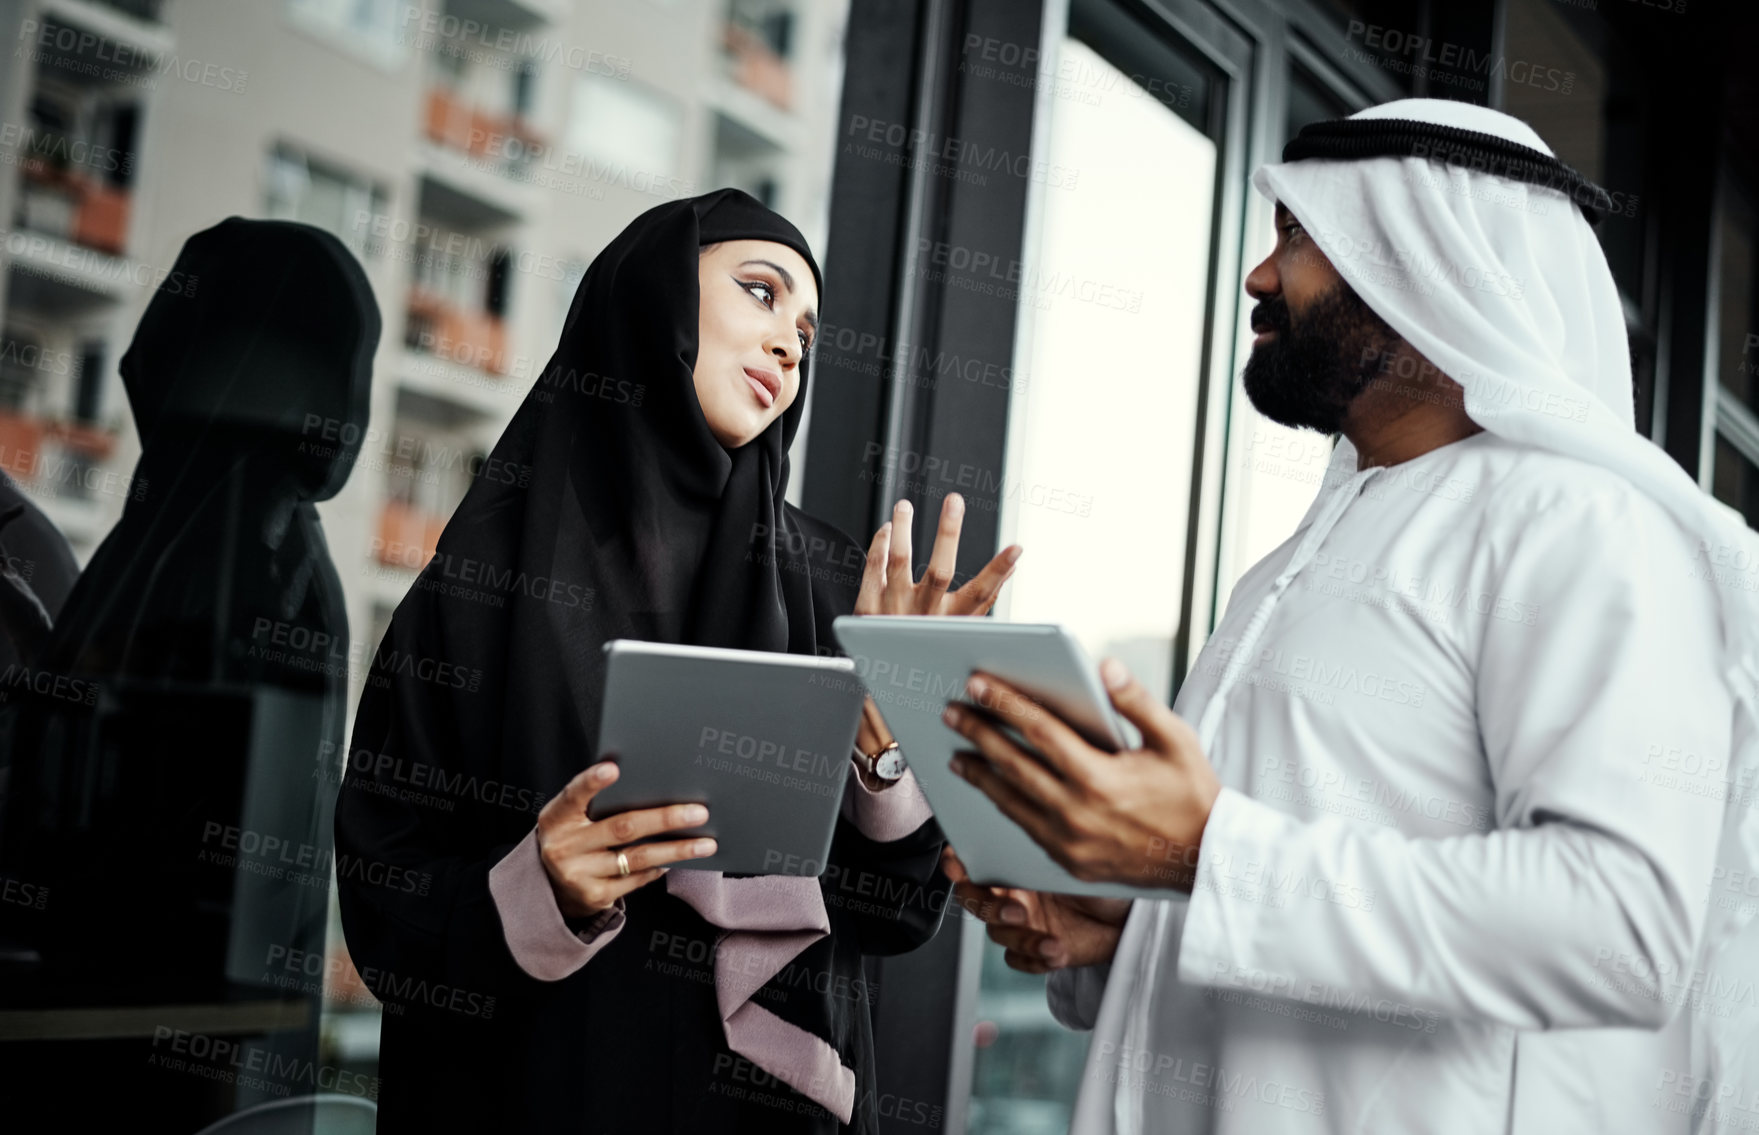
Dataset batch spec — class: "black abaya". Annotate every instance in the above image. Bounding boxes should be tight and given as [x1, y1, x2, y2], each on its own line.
[334, 190, 951, 1134]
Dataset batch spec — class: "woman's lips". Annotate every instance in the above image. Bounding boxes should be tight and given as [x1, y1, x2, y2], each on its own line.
[743, 367, 779, 408]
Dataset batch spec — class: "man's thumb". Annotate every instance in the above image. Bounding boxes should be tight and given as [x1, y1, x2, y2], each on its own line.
[1100, 658, 1185, 757]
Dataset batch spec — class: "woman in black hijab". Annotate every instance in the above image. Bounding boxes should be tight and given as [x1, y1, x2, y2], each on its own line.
[334, 189, 1018, 1134]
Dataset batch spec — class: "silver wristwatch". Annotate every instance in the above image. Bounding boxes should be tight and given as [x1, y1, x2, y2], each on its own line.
[856, 740, 908, 781]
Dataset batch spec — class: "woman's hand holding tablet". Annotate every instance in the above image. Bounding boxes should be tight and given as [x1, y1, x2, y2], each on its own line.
[536, 760, 721, 917]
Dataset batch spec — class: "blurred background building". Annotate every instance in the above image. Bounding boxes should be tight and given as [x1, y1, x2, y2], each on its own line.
[0, 0, 850, 1111]
[0, 0, 1754, 1130]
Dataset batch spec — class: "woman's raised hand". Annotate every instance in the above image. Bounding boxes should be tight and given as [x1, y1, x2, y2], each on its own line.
[855, 493, 1022, 618]
[536, 761, 717, 918]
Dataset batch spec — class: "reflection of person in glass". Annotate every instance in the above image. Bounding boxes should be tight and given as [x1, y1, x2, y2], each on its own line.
[334, 189, 1019, 1133]
[940, 100, 1757, 1133]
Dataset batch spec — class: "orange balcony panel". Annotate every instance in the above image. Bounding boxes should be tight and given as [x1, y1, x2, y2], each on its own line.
[724, 23, 793, 110]
[425, 87, 474, 151]
[466, 109, 509, 157]
[377, 499, 438, 570]
[480, 314, 507, 375]
[406, 291, 507, 376]
[73, 181, 130, 256]
[0, 413, 46, 479]
[46, 420, 117, 460]
[407, 287, 448, 322]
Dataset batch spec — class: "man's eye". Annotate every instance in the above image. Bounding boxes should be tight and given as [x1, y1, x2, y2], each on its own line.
[1280, 222, 1305, 240]
[742, 279, 776, 306]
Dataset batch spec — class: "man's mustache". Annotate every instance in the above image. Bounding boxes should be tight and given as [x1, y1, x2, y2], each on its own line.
[1250, 298, 1292, 336]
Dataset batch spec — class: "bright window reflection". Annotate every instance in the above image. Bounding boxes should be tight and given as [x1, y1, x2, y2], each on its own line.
[978, 33, 1217, 1135]
[996, 36, 1215, 697]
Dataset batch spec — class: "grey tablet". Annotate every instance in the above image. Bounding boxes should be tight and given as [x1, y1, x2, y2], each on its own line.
[588, 640, 866, 877]
[833, 616, 1164, 901]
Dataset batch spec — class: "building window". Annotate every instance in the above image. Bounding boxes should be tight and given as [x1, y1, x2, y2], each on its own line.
[566, 74, 683, 192]
[263, 144, 389, 262]
[285, 0, 410, 71]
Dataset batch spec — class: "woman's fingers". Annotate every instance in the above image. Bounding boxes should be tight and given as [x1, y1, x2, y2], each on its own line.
[883, 499, 915, 611]
[540, 761, 619, 833]
[917, 494, 964, 613]
[854, 522, 891, 615]
[578, 800, 710, 853]
[948, 545, 1022, 616]
[552, 834, 718, 915]
[588, 834, 719, 878]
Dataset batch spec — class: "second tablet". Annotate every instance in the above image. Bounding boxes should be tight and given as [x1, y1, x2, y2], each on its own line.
[588, 640, 868, 877]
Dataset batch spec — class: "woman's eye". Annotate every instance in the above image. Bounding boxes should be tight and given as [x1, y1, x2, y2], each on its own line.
[798, 330, 811, 351]
[742, 279, 776, 306]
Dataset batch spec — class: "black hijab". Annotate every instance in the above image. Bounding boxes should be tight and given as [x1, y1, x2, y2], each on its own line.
[448, 185, 849, 742]
[29, 216, 375, 683]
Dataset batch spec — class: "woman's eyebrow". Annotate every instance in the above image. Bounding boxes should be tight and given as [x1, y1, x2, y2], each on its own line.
[740, 259, 796, 292]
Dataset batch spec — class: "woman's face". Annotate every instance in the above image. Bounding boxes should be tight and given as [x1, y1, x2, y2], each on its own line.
[694, 239, 819, 449]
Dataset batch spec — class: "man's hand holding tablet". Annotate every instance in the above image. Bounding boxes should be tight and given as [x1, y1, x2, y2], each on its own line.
[941, 846, 1131, 973]
[942, 658, 1220, 893]
[936, 658, 1223, 976]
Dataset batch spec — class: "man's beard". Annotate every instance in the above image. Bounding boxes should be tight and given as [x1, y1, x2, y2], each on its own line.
[1241, 281, 1404, 434]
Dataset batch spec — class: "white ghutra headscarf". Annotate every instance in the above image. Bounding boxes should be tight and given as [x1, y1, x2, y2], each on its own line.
[1252, 97, 1759, 1131]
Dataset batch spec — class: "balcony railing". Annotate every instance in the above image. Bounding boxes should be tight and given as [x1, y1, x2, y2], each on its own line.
[423, 87, 545, 180]
[375, 499, 446, 571]
[404, 288, 508, 377]
[17, 157, 130, 256]
[722, 21, 792, 110]
[0, 410, 119, 501]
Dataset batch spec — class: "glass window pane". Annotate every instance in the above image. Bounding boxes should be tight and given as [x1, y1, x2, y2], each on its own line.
[979, 26, 1219, 1135]
[1717, 181, 1757, 413]
[1500, 0, 1647, 299]
[1713, 433, 1759, 529]
[1287, 61, 1351, 140]
[999, 34, 1215, 702]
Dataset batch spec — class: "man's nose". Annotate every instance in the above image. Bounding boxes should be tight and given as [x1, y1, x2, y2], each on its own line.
[1244, 253, 1279, 302]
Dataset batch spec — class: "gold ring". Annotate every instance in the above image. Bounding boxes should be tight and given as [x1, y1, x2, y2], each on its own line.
[616, 851, 630, 878]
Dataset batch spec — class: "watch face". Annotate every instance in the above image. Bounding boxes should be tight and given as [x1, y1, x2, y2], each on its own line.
[874, 749, 908, 780]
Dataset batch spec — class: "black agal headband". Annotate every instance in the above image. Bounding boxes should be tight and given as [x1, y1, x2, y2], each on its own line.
[1283, 117, 1615, 227]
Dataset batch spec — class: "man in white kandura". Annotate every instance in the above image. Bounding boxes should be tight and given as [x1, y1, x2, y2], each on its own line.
[938, 98, 1759, 1134]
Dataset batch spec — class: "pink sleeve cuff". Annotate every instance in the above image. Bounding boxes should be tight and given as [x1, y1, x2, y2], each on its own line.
[488, 828, 626, 981]
[840, 758, 935, 842]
